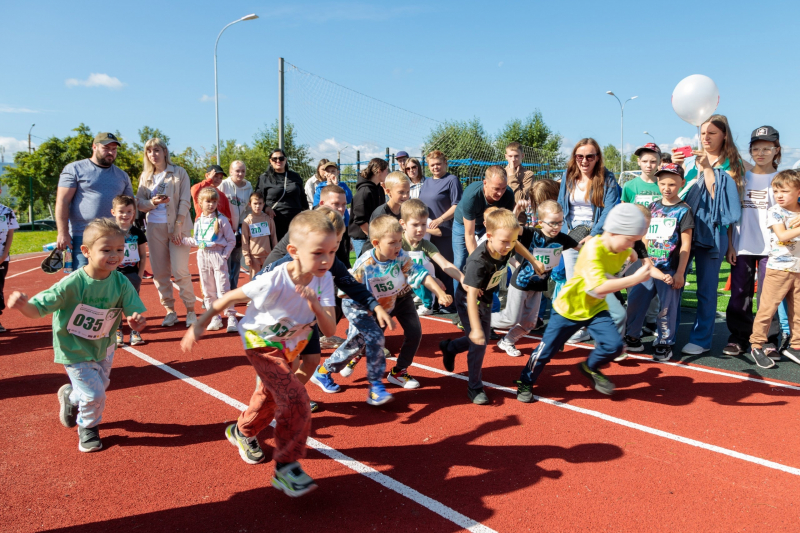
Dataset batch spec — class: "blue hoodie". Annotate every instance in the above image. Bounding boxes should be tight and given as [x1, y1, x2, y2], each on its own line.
[683, 168, 741, 259]
[556, 168, 621, 237]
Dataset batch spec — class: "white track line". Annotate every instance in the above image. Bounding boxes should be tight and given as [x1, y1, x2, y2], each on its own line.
[10, 253, 49, 263]
[420, 315, 800, 391]
[122, 346, 496, 533]
[6, 266, 43, 279]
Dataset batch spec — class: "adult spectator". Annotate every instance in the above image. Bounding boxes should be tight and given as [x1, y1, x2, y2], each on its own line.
[405, 157, 425, 199]
[505, 142, 534, 203]
[56, 132, 134, 269]
[452, 166, 516, 292]
[305, 159, 329, 209]
[312, 161, 353, 223]
[348, 158, 388, 257]
[191, 165, 232, 222]
[418, 150, 462, 306]
[257, 148, 307, 241]
[135, 137, 196, 327]
[396, 150, 409, 172]
[219, 160, 252, 290]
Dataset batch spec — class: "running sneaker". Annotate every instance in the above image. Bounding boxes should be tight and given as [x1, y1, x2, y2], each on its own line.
[206, 316, 223, 331]
[340, 355, 361, 378]
[623, 335, 644, 352]
[750, 347, 776, 369]
[58, 384, 77, 428]
[467, 387, 489, 405]
[532, 317, 545, 332]
[440, 339, 456, 372]
[319, 336, 345, 349]
[782, 346, 800, 365]
[681, 342, 709, 355]
[413, 295, 422, 305]
[578, 362, 615, 395]
[568, 328, 590, 343]
[653, 345, 673, 362]
[142, 270, 154, 279]
[78, 425, 102, 453]
[722, 342, 742, 356]
[515, 381, 534, 403]
[185, 311, 198, 328]
[367, 381, 394, 406]
[383, 347, 391, 357]
[613, 351, 628, 362]
[310, 400, 319, 413]
[416, 306, 434, 316]
[130, 331, 144, 346]
[271, 462, 317, 497]
[387, 367, 420, 389]
[763, 343, 780, 362]
[226, 316, 238, 333]
[115, 329, 124, 347]
[497, 337, 522, 357]
[225, 423, 265, 464]
[311, 366, 340, 393]
[161, 311, 178, 327]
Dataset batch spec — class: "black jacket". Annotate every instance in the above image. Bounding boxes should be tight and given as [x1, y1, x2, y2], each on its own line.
[257, 169, 307, 218]
[348, 176, 386, 240]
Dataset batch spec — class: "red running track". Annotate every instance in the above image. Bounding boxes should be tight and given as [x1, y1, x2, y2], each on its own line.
[1, 256, 800, 532]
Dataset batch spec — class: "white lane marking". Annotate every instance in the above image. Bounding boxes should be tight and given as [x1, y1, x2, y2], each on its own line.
[399, 357, 800, 478]
[6, 266, 43, 279]
[171, 282, 245, 318]
[421, 315, 800, 391]
[10, 253, 49, 263]
[121, 346, 496, 533]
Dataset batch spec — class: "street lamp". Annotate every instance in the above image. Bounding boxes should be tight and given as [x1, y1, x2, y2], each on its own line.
[643, 131, 655, 143]
[28, 124, 35, 224]
[606, 91, 637, 177]
[214, 14, 259, 165]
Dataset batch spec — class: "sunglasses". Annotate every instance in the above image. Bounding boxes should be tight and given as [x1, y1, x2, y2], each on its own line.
[406, 164, 419, 171]
[271, 156, 286, 162]
[575, 154, 597, 162]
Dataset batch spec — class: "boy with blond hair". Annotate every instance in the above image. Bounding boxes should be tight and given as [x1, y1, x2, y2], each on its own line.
[370, 171, 411, 221]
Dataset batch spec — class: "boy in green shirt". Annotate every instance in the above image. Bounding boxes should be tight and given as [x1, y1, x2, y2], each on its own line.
[621, 143, 662, 207]
[516, 204, 651, 401]
[8, 218, 146, 452]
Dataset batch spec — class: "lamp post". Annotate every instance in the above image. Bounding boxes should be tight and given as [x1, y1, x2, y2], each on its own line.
[643, 131, 655, 144]
[28, 124, 35, 224]
[214, 14, 258, 165]
[606, 92, 637, 177]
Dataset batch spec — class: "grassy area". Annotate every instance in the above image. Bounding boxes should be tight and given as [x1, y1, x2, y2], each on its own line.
[9, 230, 57, 255]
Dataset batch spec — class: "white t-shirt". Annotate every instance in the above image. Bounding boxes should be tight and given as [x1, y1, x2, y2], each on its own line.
[734, 171, 776, 256]
[147, 171, 169, 224]
[569, 183, 593, 226]
[218, 178, 253, 230]
[766, 205, 800, 273]
[238, 263, 335, 358]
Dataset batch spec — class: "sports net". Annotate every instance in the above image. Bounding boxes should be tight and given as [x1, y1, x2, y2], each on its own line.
[284, 61, 565, 188]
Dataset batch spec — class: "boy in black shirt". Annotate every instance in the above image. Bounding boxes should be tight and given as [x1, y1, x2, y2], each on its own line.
[370, 171, 411, 221]
[111, 195, 148, 346]
[440, 207, 539, 404]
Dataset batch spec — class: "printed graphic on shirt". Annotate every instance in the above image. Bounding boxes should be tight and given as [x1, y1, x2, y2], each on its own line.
[646, 201, 694, 271]
[744, 188, 770, 210]
[0, 205, 21, 258]
[767, 205, 800, 273]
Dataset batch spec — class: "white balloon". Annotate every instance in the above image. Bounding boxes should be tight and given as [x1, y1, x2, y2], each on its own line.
[672, 75, 720, 127]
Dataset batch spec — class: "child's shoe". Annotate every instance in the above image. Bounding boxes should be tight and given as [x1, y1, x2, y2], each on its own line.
[115, 329, 124, 347]
[130, 330, 144, 346]
[623, 335, 644, 352]
[78, 425, 103, 453]
[310, 365, 340, 393]
[783, 346, 800, 365]
[387, 367, 420, 389]
[58, 384, 77, 428]
[366, 381, 394, 406]
[225, 423, 265, 464]
[750, 347, 776, 369]
[226, 316, 238, 333]
[653, 345, 673, 362]
[416, 306, 434, 316]
[206, 316, 223, 331]
[271, 462, 317, 497]
[340, 355, 361, 377]
[185, 311, 198, 328]
[497, 337, 521, 357]
[578, 362, 615, 395]
[161, 311, 178, 327]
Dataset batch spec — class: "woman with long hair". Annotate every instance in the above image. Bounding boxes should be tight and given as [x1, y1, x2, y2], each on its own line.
[256, 148, 307, 241]
[348, 158, 389, 258]
[405, 157, 425, 199]
[135, 137, 196, 327]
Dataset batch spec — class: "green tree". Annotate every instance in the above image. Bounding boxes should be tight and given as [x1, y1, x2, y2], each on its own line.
[495, 110, 562, 153]
[423, 117, 495, 180]
[133, 126, 171, 152]
[602, 144, 639, 176]
[250, 120, 313, 182]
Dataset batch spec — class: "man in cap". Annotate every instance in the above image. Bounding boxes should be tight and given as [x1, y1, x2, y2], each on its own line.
[56, 132, 134, 269]
[395, 151, 409, 173]
[190, 165, 232, 222]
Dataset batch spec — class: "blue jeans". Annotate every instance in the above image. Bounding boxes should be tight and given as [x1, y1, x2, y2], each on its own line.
[684, 231, 728, 349]
[626, 275, 681, 346]
[228, 247, 242, 290]
[64, 350, 115, 428]
[519, 310, 622, 385]
[352, 238, 367, 260]
[451, 222, 468, 294]
[779, 301, 791, 335]
[71, 234, 88, 270]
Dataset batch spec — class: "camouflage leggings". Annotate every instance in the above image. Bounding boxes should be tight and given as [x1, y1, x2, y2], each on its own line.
[323, 298, 386, 382]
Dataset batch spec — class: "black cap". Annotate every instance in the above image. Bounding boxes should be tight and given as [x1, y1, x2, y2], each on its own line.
[41, 249, 64, 274]
[751, 126, 779, 144]
[634, 143, 662, 158]
[206, 164, 227, 176]
[93, 132, 121, 146]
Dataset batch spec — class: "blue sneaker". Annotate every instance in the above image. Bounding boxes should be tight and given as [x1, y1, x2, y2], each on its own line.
[310, 365, 340, 393]
[366, 381, 394, 406]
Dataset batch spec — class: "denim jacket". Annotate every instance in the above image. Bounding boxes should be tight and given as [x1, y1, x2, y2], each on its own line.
[557, 168, 621, 236]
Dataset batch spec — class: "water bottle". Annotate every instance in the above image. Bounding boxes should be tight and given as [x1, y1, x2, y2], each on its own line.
[63, 249, 73, 274]
[42, 242, 57, 252]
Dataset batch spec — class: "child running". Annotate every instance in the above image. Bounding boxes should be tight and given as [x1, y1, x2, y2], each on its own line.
[515, 203, 651, 402]
[493, 200, 579, 357]
[624, 164, 694, 361]
[241, 191, 277, 278]
[399, 199, 464, 316]
[0, 200, 20, 333]
[8, 218, 146, 452]
[183, 187, 237, 332]
[110, 195, 148, 346]
[370, 171, 411, 221]
[181, 210, 339, 497]
[312, 215, 452, 403]
[440, 207, 541, 405]
[749, 170, 800, 369]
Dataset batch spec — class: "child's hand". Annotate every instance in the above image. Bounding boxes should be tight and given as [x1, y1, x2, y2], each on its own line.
[180, 326, 201, 353]
[661, 273, 673, 286]
[469, 329, 486, 346]
[532, 259, 546, 276]
[672, 272, 685, 289]
[373, 306, 395, 331]
[127, 312, 146, 332]
[438, 293, 454, 308]
[8, 291, 28, 310]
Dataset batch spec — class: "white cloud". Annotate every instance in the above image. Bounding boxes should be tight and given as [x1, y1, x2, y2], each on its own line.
[309, 137, 423, 165]
[65, 73, 125, 90]
[0, 105, 38, 113]
[0, 136, 35, 156]
[199, 94, 226, 102]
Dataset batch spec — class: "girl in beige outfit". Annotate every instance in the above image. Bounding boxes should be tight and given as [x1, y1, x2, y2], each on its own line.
[241, 192, 277, 277]
[135, 138, 197, 327]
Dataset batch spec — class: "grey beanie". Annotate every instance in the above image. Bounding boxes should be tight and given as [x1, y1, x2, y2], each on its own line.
[603, 203, 648, 236]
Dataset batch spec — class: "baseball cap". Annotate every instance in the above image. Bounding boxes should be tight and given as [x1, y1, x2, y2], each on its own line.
[750, 126, 779, 144]
[655, 163, 685, 179]
[93, 132, 121, 146]
[206, 164, 227, 176]
[321, 161, 338, 171]
[41, 249, 64, 274]
[396, 151, 409, 159]
[634, 143, 661, 158]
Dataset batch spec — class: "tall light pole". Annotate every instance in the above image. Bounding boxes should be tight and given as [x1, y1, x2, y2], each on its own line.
[643, 131, 655, 143]
[606, 92, 637, 177]
[214, 14, 258, 165]
[28, 124, 35, 224]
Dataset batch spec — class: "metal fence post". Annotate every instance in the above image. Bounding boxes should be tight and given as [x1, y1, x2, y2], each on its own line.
[391, 154, 395, 171]
[356, 150, 361, 175]
[385, 147, 390, 165]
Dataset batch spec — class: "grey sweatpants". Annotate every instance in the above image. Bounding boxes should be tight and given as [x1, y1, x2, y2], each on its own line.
[490, 285, 542, 344]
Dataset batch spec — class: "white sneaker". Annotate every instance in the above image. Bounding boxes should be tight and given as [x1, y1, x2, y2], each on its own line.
[226, 316, 238, 333]
[497, 337, 522, 357]
[681, 342, 709, 355]
[614, 352, 629, 362]
[161, 312, 178, 327]
[413, 295, 422, 305]
[416, 306, 434, 316]
[207, 316, 223, 331]
[387, 368, 420, 389]
[568, 327, 590, 343]
[185, 312, 197, 328]
[383, 348, 391, 357]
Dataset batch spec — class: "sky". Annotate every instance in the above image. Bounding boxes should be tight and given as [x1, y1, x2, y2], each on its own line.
[2, 0, 799, 169]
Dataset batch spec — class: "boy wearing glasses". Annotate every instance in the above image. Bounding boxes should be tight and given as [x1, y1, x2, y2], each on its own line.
[492, 201, 578, 357]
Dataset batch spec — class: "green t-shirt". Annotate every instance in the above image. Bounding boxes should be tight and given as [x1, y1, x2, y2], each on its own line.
[30, 269, 146, 364]
[621, 176, 661, 206]
[402, 234, 439, 269]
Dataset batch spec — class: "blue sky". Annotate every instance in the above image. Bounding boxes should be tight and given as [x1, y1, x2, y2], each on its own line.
[2, 0, 799, 169]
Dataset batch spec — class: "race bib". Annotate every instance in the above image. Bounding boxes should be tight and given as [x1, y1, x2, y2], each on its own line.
[646, 217, 677, 241]
[533, 247, 562, 272]
[634, 194, 661, 207]
[369, 272, 403, 299]
[249, 221, 271, 237]
[66, 304, 122, 340]
[485, 268, 505, 290]
[242, 317, 312, 362]
[121, 242, 140, 266]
